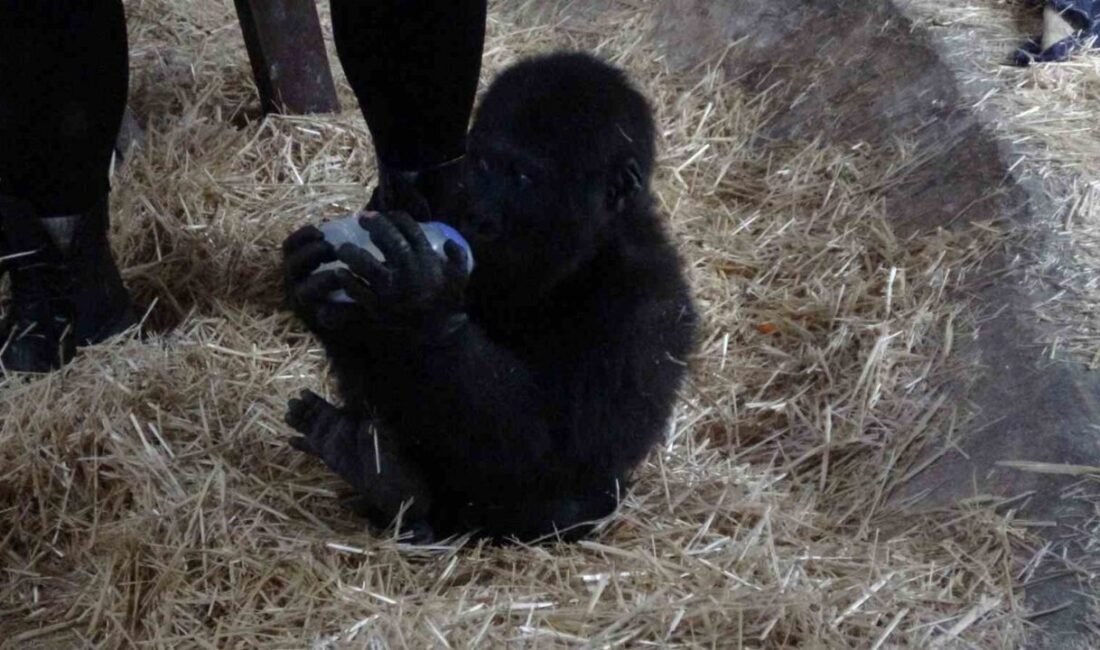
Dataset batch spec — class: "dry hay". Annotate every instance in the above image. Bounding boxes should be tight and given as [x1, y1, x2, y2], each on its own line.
[0, 0, 1035, 647]
[903, 0, 1100, 366]
[903, 0, 1100, 631]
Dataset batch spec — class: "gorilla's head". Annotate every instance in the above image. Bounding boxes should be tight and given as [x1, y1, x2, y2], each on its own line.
[461, 52, 657, 294]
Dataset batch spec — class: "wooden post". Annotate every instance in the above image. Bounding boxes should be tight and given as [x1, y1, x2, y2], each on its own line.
[233, 0, 340, 115]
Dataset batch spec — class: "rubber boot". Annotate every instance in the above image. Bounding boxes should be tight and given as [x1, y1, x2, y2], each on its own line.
[0, 194, 136, 373]
[366, 156, 467, 224]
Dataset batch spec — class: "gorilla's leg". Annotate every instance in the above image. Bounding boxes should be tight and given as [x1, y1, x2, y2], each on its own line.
[329, 0, 487, 219]
[0, 2, 134, 372]
[286, 390, 435, 541]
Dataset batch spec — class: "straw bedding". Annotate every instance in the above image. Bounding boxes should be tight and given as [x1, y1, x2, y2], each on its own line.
[901, 0, 1100, 637]
[0, 0, 1045, 646]
[904, 0, 1100, 366]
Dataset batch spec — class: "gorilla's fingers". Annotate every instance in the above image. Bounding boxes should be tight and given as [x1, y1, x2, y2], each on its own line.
[316, 305, 353, 331]
[402, 520, 437, 545]
[283, 224, 324, 255]
[297, 389, 324, 409]
[286, 390, 343, 445]
[364, 214, 415, 270]
[286, 240, 336, 280]
[286, 399, 313, 435]
[289, 436, 317, 455]
[390, 212, 433, 258]
[333, 269, 381, 307]
[355, 211, 382, 233]
[311, 399, 341, 437]
[442, 239, 468, 277]
[295, 270, 343, 305]
[317, 302, 379, 331]
[286, 398, 303, 423]
[336, 244, 392, 290]
[286, 390, 325, 432]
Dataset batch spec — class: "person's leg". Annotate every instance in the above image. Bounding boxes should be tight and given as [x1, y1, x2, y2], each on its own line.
[0, 1, 133, 372]
[1015, 0, 1099, 64]
[330, 0, 487, 219]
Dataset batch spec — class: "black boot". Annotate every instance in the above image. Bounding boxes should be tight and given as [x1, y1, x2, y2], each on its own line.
[366, 156, 467, 223]
[0, 195, 136, 373]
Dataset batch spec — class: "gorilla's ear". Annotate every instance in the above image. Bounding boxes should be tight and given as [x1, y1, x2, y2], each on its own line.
[609, 158, 643, 213]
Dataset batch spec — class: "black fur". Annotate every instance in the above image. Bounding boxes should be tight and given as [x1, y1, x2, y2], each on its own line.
[284, 52, 697, 543]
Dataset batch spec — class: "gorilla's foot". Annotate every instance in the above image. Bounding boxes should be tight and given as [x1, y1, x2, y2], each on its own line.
[341, 495, 437, 545]
[0, 194, 136, 374]
[286, 389, 355, 457]
[286, 389, 436, 536]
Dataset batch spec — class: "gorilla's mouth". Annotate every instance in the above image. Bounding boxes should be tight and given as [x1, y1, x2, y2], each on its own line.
[457, 212, 503, 247]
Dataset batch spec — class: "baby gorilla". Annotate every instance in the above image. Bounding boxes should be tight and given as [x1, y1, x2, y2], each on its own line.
[283, 52, 697, 543]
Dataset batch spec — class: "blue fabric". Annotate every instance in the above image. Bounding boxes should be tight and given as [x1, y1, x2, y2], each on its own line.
[1015, 0, 1099, 65]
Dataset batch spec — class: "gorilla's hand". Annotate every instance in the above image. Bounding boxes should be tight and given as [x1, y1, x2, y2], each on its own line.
[283, 223, 338, 335]
[283, 213, 469, 347]
[331, 212, 470, 346]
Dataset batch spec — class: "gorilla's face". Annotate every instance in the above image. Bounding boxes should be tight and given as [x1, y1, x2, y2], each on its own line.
[457, 52, 655, 298]
[460, 128, 610, 295]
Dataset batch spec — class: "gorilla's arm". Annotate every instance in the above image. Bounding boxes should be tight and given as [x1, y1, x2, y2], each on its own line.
[348, 292, 695, 480]
[282, 213, 555, 474]
[360, 322, 553, 475]
[569, 297, 696, 468]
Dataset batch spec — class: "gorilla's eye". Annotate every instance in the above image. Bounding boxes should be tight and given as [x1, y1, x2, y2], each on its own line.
[517, 171, 533, 187]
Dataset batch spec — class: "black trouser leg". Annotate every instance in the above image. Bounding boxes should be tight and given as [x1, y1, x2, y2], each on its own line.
[0, 2, 132, 372]
[0, 1, 129, 216]
[330, 0, 487, 171]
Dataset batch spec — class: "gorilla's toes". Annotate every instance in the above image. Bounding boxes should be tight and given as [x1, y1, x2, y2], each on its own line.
[285, 399, 309, 433]
[402, 519, 436, 545]
[288, 435, 317, 455]
[286, 389, 326, 434]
